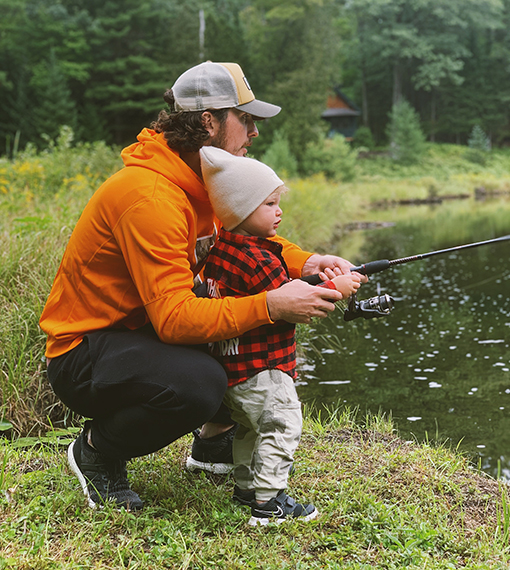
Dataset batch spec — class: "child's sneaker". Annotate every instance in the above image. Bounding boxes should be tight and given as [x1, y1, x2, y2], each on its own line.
[248, 490, 318, 526]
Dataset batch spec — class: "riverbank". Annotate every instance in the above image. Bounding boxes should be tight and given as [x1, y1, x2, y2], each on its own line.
[1, 410, 509, 569]
[280, 143, 510, 254]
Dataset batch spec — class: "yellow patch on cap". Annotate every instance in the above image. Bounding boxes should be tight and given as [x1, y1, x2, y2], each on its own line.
[218, 63, 255, 106]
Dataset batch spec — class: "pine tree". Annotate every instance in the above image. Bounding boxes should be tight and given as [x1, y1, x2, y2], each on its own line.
[466, 124, 491, 164]
[30, 50, 77, 145]
[386, 100, 426, 164]
[468, 124, 491, 151]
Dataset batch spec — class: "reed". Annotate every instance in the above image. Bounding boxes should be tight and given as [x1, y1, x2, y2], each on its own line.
[0, 131, 121, 435]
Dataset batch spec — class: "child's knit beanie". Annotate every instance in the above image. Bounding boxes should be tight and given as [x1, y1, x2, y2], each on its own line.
[200, 146, 284, 231]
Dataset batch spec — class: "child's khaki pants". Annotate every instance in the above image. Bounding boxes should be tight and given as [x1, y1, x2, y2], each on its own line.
[223, 369, 302, 502]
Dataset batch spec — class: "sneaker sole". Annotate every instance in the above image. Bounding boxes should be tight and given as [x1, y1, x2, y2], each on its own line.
[185, 456, 234, 475]
[248, 507, 319, 527]
[67, 440, 98, 509]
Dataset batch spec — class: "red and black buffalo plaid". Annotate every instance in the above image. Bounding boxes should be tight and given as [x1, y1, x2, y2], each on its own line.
[204, 229, 296, 386]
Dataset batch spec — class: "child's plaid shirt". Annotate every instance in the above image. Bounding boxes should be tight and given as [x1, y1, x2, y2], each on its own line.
[204, 228, 296, 386]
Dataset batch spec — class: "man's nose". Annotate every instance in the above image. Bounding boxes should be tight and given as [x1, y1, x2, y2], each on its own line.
[248, 119, 259, 137]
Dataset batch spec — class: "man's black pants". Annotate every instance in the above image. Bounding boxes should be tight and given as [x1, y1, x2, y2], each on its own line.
[47, 324, 229, 460]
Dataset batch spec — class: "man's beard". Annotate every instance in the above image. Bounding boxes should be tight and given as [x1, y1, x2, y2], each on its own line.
[209, 122, 227, 151]
[209, 123, 249, 156]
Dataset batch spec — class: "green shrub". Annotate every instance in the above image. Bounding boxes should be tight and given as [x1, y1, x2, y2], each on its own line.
[301, 134, 358, 181]
[352, 125, 375, 150]
[386, 99, 426, 164]
[2, 125, 122, 203]
[261, 131, 298, 177]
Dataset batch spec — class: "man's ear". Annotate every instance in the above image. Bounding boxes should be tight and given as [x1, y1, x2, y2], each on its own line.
[201, 111, 216, 137]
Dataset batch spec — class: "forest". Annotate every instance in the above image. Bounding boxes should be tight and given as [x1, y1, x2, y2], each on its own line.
[1, 0, 510, 163]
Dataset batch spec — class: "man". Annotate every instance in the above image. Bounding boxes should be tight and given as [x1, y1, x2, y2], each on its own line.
[39, 61, 358, 510]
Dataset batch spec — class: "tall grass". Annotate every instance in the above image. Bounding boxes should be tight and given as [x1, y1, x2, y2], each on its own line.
[280, 174, 363, 252]
[0, 128, 121, 435]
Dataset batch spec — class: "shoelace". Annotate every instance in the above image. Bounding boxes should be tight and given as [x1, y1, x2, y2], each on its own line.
[82, 456, 129, 492]
[103, 461, 130, 492]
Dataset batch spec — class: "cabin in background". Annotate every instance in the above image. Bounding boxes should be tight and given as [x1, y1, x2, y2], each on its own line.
[321, 87, 361, 140]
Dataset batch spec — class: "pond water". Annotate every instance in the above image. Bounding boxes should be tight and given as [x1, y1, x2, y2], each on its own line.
[296, 195, 510, 480]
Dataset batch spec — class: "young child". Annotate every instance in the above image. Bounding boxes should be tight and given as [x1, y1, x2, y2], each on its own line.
[200, 146, 361, 525]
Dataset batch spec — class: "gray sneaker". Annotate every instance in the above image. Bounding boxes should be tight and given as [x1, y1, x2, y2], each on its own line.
[68, 428, 143, 511]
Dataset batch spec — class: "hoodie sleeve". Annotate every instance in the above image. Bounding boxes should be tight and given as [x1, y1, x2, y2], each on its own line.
[271, 235, 313, 279]
[113, 197, 271, 344]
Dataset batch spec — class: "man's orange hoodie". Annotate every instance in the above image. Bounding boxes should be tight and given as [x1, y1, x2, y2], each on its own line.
[40, 129, 312, 358]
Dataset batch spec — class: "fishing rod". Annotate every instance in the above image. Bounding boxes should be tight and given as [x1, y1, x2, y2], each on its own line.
[303, 234, 510, 321]
[349, 234, 510, 277]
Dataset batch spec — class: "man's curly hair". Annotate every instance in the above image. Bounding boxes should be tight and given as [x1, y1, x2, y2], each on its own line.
[152, 89, 229, 152]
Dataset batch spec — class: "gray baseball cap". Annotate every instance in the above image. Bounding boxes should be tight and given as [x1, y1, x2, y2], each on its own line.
[172, 62, 281, 119]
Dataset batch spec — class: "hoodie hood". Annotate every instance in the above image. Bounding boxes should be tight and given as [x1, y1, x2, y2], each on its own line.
[121, 128, 208, 202]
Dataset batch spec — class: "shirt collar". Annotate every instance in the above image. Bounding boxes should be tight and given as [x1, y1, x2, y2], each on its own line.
[218, 227, 283, 254]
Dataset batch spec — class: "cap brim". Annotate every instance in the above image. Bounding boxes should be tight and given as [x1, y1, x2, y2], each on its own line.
[236, 99, 281, 119]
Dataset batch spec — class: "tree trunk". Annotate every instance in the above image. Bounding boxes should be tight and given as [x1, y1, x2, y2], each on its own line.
[430, 90, 436, 142]
[361, 66, 369, 127]
[393, 62, 402, 107]
[199, 9, 205, 62]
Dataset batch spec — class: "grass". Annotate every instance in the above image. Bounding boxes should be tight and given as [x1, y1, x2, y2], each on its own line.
[1, 134, 510, 567]
[281, 143, 510, 253]
[0, 130, 122, 435]
[1, 410, 510, 569]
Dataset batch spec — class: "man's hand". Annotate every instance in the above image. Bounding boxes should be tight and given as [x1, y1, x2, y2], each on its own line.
[266, 279, 342, 324]
[302, 254, 369, 284]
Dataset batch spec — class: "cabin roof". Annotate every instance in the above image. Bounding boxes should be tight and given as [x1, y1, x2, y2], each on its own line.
[321, 107, 360, 118]
[321, 86, 360, 119]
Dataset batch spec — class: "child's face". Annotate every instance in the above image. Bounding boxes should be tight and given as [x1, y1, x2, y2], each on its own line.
[235, 189, 283, 238]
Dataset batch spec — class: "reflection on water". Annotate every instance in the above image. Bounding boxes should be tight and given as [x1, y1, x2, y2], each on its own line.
[297, 196, 510, 479]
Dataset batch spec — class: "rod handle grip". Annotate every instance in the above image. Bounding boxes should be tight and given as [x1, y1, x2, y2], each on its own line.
[300, 274, 323, 285]
[350, 259, 391, 275]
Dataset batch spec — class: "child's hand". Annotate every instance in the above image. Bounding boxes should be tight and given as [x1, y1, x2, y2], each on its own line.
[330, 273, 361, 298]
